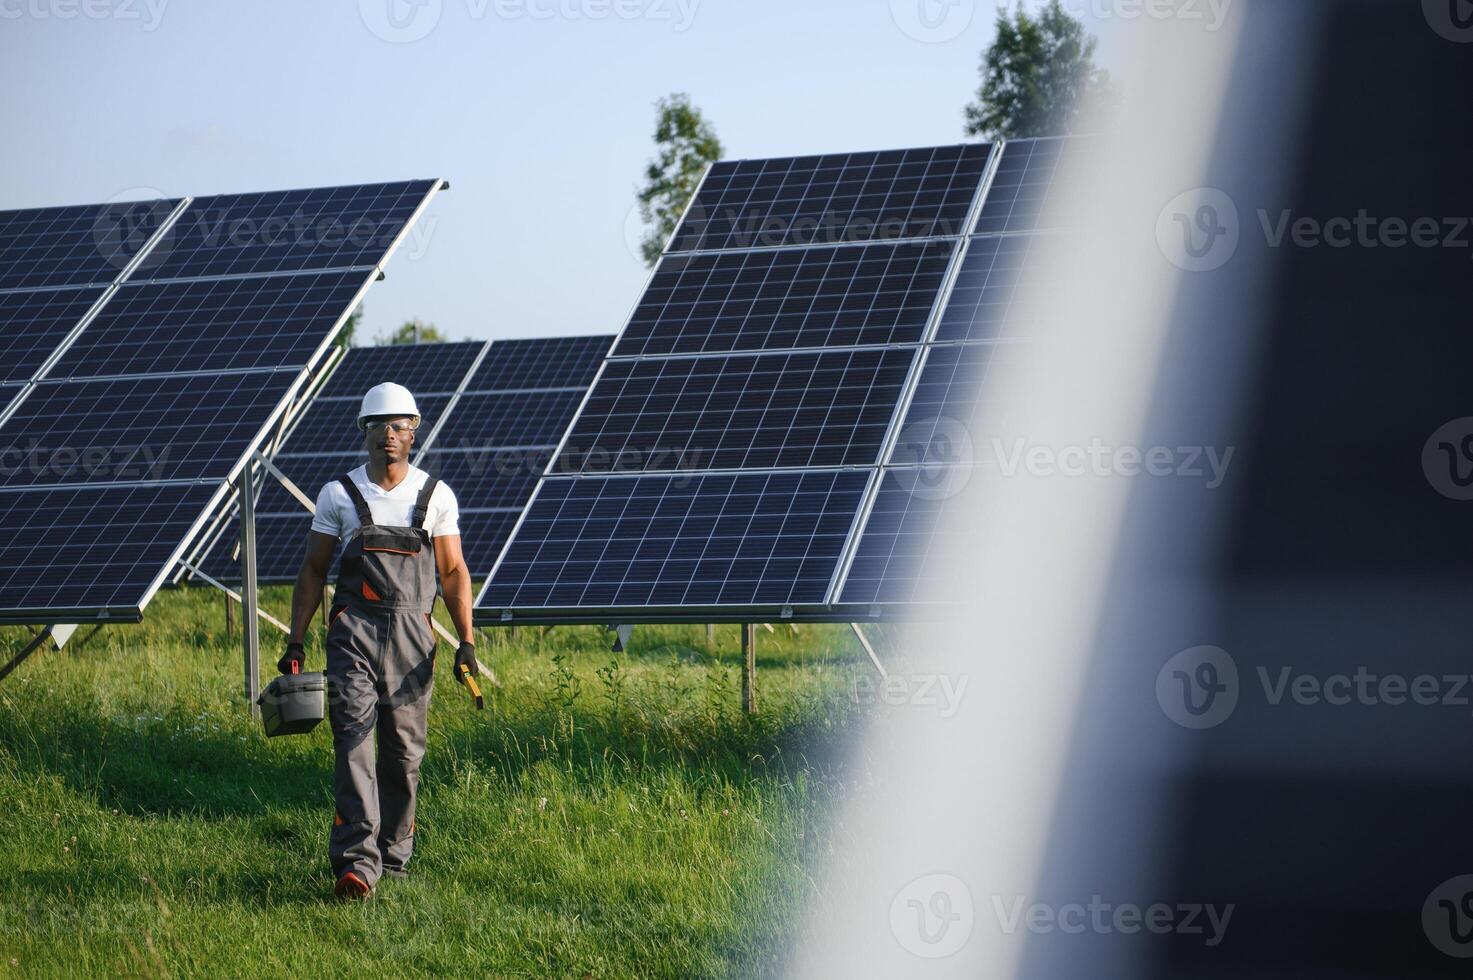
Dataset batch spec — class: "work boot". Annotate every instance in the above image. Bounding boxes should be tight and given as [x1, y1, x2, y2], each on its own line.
[334, 871, 373, 900]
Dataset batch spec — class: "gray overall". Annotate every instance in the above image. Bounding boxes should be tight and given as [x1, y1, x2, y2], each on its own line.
[326, 474, 440, 885]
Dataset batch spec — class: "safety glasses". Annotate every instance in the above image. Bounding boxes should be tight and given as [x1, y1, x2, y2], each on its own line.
[360, 418, 419, 435]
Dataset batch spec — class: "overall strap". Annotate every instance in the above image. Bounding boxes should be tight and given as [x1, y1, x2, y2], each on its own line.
[412, 477, 439, 530]
[337, 476, 374, 528]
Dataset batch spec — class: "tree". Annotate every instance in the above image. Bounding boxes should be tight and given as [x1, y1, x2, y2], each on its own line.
[336, 305, 362, 350]
[636, 93, 723, 266]
[963, 0, 1119, 140]
[378, 319, 446, 345]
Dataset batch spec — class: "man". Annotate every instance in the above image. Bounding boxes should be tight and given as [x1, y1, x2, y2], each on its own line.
[278, 381, 479, 900]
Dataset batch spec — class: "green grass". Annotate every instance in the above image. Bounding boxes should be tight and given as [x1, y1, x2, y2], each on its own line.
[0, 584, 879, 978]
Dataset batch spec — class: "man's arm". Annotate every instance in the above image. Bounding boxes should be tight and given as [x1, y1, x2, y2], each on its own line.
[289, 532, 339, 643]
[433, 534, 474, 644]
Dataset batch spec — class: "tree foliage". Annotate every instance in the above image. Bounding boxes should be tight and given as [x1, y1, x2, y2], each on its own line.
[964, 0, 1119, 140]
[636, 93, 723, 266]
[335, 305, 362, 350]
[379, 319, 446, 345]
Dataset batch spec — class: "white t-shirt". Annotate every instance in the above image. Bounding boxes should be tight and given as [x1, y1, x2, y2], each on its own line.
[310, 464, 460, 540]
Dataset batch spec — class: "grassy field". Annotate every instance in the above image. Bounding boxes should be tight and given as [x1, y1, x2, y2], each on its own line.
[0, 584, 880, 978]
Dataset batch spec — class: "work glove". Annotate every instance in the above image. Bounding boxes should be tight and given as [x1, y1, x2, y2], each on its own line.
[453, 642, 479, 683]
[277, 641, 306, 675]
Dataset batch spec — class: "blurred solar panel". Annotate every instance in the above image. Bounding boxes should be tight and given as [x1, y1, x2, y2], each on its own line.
[933, 234, 1042, 343]
[464, 335, 609, 392]
[558, 349, 915, 474]
[47, 271, 373, 379]
[317, 340, 485, 398]
[668, 144, 993, 253]
[0, 288, 105, 384]
[138, 181, 438, 282]
[610, 241, 955, 358]
[837, 467, 973, 607]
[482, 471, 869, 611]
[973, 138, 1072, 236]
[0, 197, 179, 292]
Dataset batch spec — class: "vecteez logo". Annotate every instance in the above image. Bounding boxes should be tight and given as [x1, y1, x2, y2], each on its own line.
[1157, 188, 1240, 272]
[1158, 647, 1473, 730]
[1422, 417, 1473, 501]
[1156, 646, 1239, 729]
[1424, 875, 1473, 958]
[1423, 0, 1473, 43]
[359, 0, 442, 43]
[889, 873, 974, 958]
[889, 0, 974, 44]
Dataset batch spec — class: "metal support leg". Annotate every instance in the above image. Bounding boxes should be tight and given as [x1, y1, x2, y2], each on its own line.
[742, 623, 757, 715]
[0, 626, 52, 683]
[850, 623, 888, 680]
[239, 466, 261, 719]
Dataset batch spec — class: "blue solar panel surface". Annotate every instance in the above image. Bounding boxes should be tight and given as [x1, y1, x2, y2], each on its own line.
[0, 372, 296, 488]
[317, 340, 485, 398]
[837, 467, 972, 607]
[611, 241, 955, 357]
[136, 181, 437, 282]
[558, 349, 915, 474]
[973, 138, 1070, 236]
[463, 335, 609, 392]
[668, 144, 992, 253]
[477, 143, 1010, 620]
[482, 471, 870, 609]
[47, 271, 373, 379]
[0, 483, 216, 612]
[0, 197, 179, 292]
[0, 180, 440, 617]
[0, 288, 105, 384]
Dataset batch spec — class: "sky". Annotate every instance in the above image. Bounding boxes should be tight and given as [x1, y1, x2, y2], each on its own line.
[1, 0, 1122, 345]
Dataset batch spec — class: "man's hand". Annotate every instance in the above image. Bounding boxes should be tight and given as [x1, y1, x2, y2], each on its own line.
[277, 641, 306, 675]
[454, 642, 478, 682]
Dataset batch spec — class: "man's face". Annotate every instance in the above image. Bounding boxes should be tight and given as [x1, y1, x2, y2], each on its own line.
[362, 415, 416, 464]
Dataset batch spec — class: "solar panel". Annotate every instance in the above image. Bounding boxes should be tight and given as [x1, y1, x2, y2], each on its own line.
[317, 340, 486, 398]
[415, 449, 544, 508]
[476, 142, 1008, 623]
[136, 181, 437, 282]
[0, 371, 296, 488]
[0, 288, 106, 384]
[482, 470, 870, 611]
[46, 271, 374, 380]
[463, 335, 610, 392]
[426, 391, 588, 451]
[836, 466, 972, 607]
[0, 197, 179, 292]
[0, 179, 443, 622]
[0, 483, 216, 614]
[250, 453, 363, 515]
[932, 234, 1042, 343]
[668, 144, 992, 253]
[973, 138, 1071, 236]
[610, 241, 956, 358]
[558, 349, 915, 474]
[893, 343, 1015, 463]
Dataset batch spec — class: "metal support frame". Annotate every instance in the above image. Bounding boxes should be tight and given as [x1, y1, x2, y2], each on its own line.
[742, 623, 757, 715]
[850, 623, 888, 680]
[0, 626, 53, 683]
[239, 466, 261, 718]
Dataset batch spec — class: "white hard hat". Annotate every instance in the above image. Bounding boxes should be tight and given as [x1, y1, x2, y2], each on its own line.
[358, 382, 421, 428]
